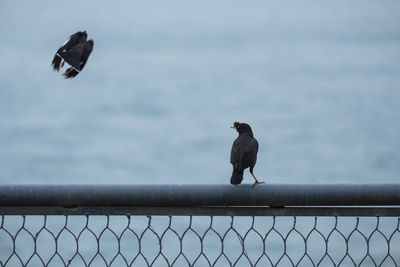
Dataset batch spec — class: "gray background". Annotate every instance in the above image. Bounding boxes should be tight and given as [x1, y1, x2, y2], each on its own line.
[0, 0, 399, 185]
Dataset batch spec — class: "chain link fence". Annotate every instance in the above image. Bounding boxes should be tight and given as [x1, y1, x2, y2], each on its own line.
[1, 184, 400, 266]
[1, 215, 400, 267]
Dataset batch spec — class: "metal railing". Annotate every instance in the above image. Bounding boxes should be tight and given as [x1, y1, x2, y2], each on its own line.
[0, 184, 400, 266]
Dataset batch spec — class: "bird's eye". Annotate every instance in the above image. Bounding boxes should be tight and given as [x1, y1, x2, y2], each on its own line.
[237, 126, 240, 128]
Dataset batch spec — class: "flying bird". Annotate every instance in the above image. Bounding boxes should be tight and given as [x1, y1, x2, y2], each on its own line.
[230, 122, 264, 186]
[51, 31, 94, 78]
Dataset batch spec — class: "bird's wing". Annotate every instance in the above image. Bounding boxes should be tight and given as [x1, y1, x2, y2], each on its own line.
[230, 138, 241, 164]
[52, 32, 82, 70]
[59, 43, 85, 71]
[79, 40, 94, 70]
[244, 137, 258, 154]
[56, 32, 81, 55]
[243, 137, 258, 168]
[51, 54, 62, 71]
[231, 136, 258, 171]
[63, 67, 79, 78]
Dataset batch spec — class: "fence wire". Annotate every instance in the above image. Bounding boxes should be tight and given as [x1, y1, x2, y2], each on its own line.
[0, 215, 399, 267]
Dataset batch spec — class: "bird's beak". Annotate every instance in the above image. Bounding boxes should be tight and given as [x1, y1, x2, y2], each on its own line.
[230, 126, 236, 129]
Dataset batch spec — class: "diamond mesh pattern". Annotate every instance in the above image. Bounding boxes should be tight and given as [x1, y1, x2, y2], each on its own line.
[0, 215, 399, 266]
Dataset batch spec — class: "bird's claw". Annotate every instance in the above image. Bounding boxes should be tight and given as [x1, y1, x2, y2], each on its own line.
[252, 180, 265, 187]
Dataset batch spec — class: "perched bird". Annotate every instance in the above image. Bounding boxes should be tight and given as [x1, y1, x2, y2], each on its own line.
[230, 122, 264, 186]
[51, 31, 94, 78]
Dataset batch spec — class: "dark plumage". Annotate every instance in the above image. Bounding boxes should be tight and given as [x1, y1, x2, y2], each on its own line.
[230, 122, 264, 186]
[51, 31, 94, 78]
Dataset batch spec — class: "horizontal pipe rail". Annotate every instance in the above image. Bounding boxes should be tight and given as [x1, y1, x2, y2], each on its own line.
[1, 184, 400, 216]
[1, 206, 400, 216]
[1, 184, 400, 206]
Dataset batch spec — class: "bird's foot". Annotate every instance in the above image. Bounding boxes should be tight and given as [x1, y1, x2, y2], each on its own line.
[252, 180, 265, 187]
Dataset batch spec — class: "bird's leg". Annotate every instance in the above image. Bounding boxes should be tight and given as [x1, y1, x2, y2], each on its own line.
[251, 171, 265, 187]
[61, 60, 65, 68]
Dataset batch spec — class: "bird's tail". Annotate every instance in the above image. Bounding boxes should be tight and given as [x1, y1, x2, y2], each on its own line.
[230, 170, 244, 185]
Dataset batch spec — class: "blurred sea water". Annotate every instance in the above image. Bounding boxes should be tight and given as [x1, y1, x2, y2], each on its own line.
[0, 0, 399, 185]
[1, 1, 400, 266]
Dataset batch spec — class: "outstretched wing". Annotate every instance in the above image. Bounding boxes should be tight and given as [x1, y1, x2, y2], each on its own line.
[63, 67, 79, 78]
[51, 31, 87, 71]
[79, 40, 94, 70]
[62, 40, 93, 78]
[61, 31, 86, 52]
[51, 54, 63, 71]
[59, 43, 84, 71]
